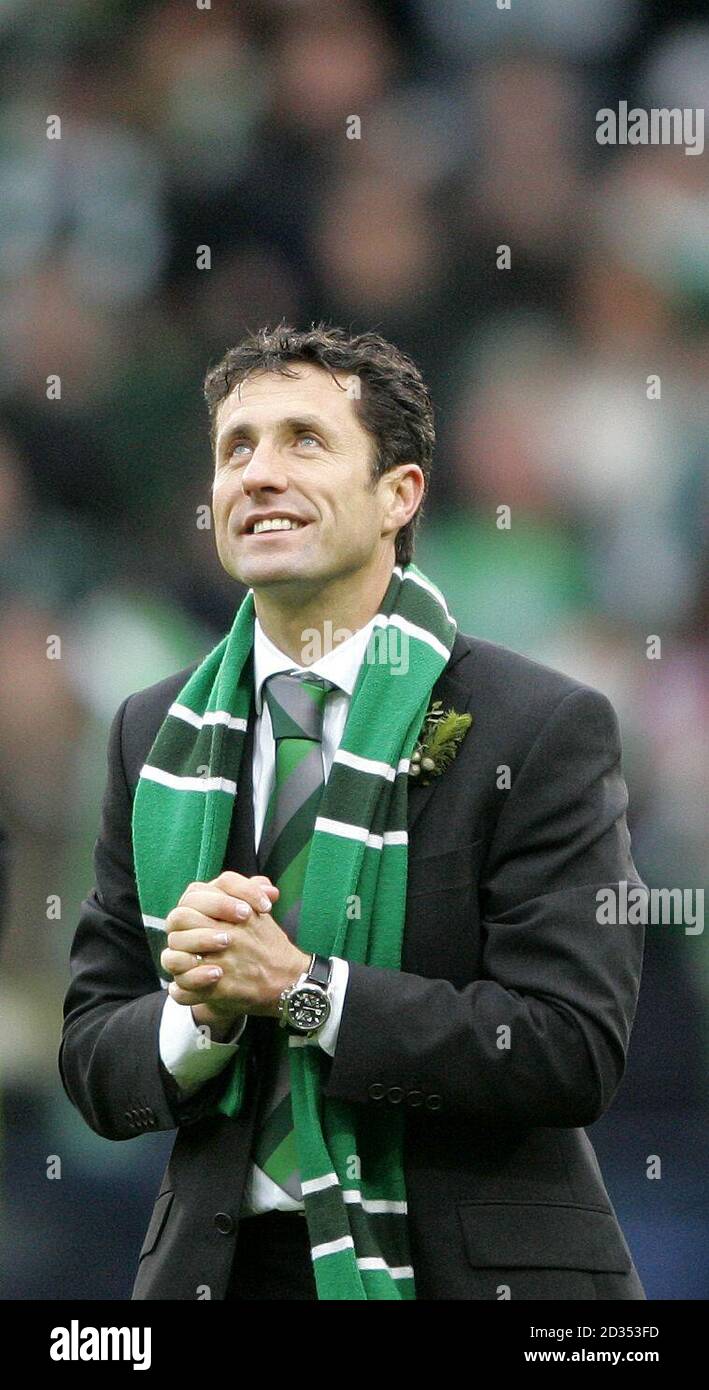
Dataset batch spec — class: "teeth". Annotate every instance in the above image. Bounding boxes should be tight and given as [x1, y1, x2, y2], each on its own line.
[252, 518, 303, 534]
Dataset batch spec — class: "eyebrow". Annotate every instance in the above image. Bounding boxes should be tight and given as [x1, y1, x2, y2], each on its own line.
[216, 414, 334, 458]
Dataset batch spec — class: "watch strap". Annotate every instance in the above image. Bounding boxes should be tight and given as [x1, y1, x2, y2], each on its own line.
[306, 953, 332, 988]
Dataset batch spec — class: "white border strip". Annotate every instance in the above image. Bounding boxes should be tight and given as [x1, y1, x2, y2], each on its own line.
[169, 702, 247, 732]
[333, 749, 396, 781]
[314, 817, 408, 850]
[300, 1175, 408, 1217]
[342, 1191, 408, 1214]
[394, 563, 455, 626]
[140, 765, 237, 795]
[356, 1258, 414, 1279]
[388, 612, 451, 662]
[301, 1172, 340, 1197]
[311, 1235, 355, 1260]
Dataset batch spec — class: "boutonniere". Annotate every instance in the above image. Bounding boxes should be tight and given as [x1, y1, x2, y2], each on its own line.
[409, 699, 473, 785]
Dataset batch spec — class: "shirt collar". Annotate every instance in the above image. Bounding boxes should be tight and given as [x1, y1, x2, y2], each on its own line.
[253, 612, 379, 715]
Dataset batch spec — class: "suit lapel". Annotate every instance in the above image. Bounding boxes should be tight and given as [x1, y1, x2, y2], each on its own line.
[406, 631, 472, 837]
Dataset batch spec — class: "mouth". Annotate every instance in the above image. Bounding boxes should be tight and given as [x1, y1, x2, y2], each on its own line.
[241, 518, 311, 538]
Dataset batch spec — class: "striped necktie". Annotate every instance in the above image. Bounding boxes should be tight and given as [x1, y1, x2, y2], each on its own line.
[251, 669, 336, 1202]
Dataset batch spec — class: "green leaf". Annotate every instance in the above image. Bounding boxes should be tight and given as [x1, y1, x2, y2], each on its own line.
[422, 707, 472, 772]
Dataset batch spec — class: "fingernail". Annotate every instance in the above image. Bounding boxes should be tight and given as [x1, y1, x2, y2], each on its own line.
[216, 932, 230, 945]
[234, 901, 250, 919]
[259, 895, 272, 912]
[208, 967, 222, 980]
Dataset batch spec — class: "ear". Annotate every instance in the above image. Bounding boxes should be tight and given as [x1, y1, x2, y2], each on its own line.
[382, 464, 425, 532]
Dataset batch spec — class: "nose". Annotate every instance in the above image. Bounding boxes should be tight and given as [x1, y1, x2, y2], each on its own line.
[240, 444, 289, 496]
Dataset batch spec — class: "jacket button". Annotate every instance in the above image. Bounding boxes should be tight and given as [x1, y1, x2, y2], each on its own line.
[387, 1086, 404, 1104]
[406, 1090, 424, 1107]
[214, 1212, 235, 1235]
[368, 1083, 386, 1100]
[425, 1093, 443, 1111]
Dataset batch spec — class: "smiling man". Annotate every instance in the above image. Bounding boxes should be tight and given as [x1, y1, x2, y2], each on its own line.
[211, 352, 413, 670]
[60, 323, 647, 1301]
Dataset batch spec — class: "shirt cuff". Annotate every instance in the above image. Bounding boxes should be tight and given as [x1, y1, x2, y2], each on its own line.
[159, 993, 247, 1099]
[312, 956, 349, 1057]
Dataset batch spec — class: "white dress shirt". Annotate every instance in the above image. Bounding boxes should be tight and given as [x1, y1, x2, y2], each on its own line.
[159, 610, 379, 1212]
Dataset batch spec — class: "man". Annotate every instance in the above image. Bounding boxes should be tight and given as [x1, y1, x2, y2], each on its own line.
[59, 324, 646, 1300]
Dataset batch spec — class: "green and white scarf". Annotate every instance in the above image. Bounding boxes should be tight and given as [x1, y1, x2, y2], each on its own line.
[132, 561, 456, 1300]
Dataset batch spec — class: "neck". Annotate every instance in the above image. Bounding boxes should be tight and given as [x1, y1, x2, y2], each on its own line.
[253, 558, 397, 665]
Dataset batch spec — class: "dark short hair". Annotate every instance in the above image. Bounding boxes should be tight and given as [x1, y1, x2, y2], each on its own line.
[203, 321, 434, 566]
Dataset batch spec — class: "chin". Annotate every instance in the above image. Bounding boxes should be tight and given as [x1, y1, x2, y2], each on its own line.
[221, 536, 331, 591]
[239, 561, 308, 587]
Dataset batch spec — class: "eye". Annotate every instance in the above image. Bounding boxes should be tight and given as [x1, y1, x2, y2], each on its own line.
[296, 433, 320, 448]
[230, 440, 252, 458]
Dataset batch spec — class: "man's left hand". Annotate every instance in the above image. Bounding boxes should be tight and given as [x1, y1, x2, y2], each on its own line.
[161, 870, 310, 1026]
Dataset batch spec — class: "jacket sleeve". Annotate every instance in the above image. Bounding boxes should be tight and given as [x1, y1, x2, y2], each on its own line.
[321, 685, 646, 1129]
[58, 695, 234, 1140]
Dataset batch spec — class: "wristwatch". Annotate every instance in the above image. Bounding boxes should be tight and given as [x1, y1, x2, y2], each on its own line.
[277, 953, 333, 1036]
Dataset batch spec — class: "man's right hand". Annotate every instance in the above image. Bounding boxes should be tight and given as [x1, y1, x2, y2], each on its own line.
[160, 872, 280, 1041]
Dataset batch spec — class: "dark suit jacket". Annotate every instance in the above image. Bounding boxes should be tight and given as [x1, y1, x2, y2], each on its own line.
[59, 630, 647, 1300]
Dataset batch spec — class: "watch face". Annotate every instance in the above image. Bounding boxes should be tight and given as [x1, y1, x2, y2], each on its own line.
[288, 986, 330, 1033]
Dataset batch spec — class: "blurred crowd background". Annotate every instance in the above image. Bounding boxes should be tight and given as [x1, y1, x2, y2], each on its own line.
[0, 0, 706, 1299]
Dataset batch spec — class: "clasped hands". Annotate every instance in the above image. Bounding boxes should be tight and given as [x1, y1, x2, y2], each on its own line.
[160, 871, 311, 1041]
